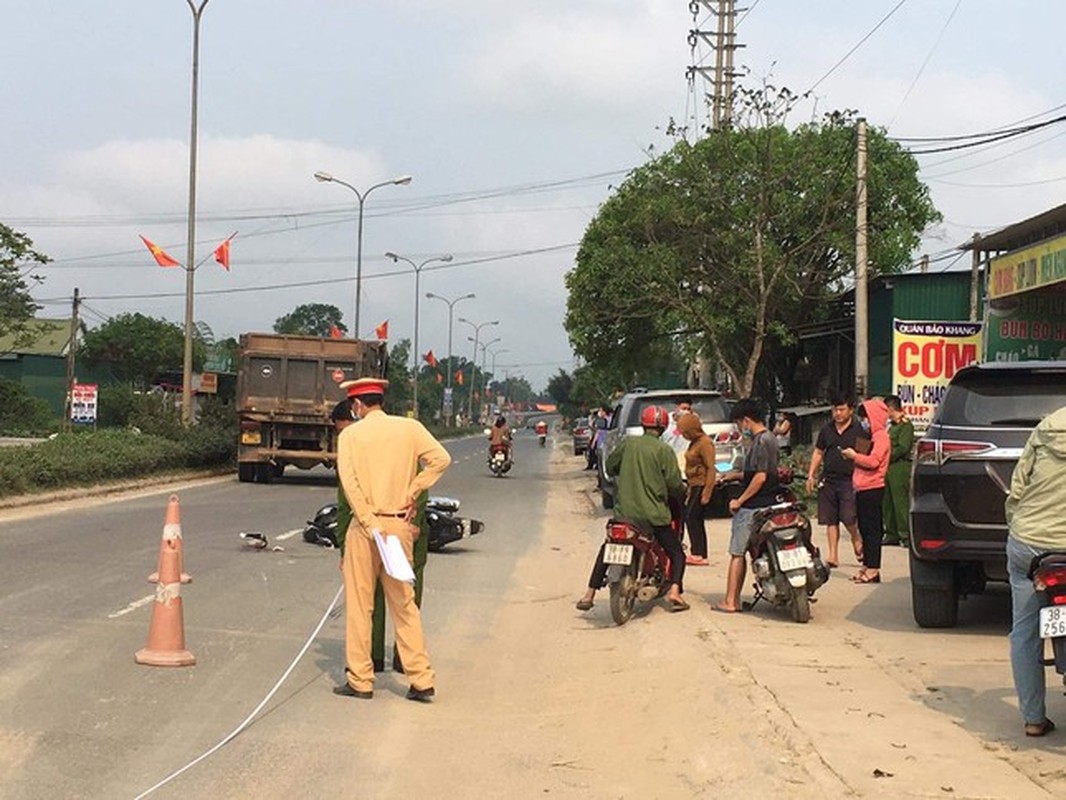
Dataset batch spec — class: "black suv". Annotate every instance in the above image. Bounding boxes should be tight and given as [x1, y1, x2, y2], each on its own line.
[909, 361, 1066, 628]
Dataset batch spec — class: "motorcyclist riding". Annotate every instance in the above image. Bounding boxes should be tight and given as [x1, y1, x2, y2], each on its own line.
[576, 405, 689, 613]
[488, 414, 513, 463]
[535, 419, 548, 447]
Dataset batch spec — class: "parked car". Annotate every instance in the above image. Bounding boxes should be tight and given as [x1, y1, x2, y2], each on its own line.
[571, 419, 592, 456]
[597, 389, 743, 512]
[909, 360, 1066, 628]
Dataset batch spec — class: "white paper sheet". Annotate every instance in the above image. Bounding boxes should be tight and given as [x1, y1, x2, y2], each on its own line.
[372, 530, 416, 584]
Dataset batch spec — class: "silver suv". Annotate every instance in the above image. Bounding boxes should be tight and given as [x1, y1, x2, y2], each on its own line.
[596, 389, 743, 511]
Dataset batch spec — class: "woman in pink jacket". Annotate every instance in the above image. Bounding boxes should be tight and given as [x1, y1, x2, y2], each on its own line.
[841, 398, 890, 583]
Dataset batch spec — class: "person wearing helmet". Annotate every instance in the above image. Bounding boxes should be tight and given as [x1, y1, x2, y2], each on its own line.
[575, 404, 689, 612]
[487, 414, 512, 464]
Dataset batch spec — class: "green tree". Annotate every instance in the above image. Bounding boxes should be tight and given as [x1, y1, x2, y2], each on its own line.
[274, 303, 347, 337]
[0, 223, 48, 349]
[384, 338, 412, 413]
[80, 313, 205, 387]
[565, 86, 940, 396]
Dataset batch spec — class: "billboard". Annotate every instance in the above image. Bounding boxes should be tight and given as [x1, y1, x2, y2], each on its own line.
[988, 231, 1066, 300]
[892, 320, 983, 429]
[70, 383, 99, 424]
[985, 288, 1066, 362]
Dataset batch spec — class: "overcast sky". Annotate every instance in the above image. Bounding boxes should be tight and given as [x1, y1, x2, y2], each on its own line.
[3, 1, 1064, 390]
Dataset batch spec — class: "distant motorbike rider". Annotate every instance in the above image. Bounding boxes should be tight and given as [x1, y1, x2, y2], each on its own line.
[576, 405, 689, 613]
[535, 419, 548, 445]
[488, 415, 512, 463]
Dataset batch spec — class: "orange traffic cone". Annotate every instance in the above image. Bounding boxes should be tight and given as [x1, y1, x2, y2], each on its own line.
[147, 495, 191, 585]
[136, 496, 196, 667]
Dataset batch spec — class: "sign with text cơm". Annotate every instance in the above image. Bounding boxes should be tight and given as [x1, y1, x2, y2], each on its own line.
[892, 320, 983, 429]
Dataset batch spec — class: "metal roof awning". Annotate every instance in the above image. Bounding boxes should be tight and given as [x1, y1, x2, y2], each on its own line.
[959, 201, 1066, 254]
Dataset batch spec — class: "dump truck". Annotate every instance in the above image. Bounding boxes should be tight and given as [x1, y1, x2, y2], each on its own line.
[235, 332, 388, 483]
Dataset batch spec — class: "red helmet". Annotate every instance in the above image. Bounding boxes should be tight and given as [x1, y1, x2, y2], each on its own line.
[640, 405, 670, 429]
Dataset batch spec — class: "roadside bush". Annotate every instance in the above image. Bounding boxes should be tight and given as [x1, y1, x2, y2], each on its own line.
[0, 378, 57, 436]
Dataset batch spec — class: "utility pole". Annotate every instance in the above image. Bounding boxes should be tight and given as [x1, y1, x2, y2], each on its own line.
[854, 118, 869, 400]
[969, 233, 982, 322]
[64, 288, 81, 432]
[920, 253, 929, 274]
[686, 1, 744, 132]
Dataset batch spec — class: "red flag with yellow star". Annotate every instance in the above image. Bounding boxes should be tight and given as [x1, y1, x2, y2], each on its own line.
[139, 235, 181, 268]
[375, 320, 389, 340]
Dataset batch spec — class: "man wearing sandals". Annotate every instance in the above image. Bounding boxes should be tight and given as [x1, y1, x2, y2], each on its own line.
[805, 395, 864, 568]
[1005, 404, 1066, 738]
[575, 405, 689, 612]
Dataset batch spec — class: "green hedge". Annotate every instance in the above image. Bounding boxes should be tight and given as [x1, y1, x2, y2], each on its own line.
[0, 425, 236, 499]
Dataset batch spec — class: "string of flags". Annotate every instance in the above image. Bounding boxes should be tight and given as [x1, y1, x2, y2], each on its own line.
[139, 233, 235, 271]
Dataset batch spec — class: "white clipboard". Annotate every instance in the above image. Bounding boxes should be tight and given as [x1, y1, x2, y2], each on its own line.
[372, 530, 416, 584]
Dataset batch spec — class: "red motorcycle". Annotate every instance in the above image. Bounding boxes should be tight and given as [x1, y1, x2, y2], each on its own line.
[601, 501, 684, 625]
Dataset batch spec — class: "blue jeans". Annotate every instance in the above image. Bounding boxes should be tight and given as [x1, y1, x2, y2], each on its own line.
[1007, 535, 1049, 725]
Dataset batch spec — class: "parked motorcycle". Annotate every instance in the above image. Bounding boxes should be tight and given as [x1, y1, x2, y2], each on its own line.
[744, 493, 830, 623]
[488, 442, 513, 477]
[601, 514, 683, 626]
[303, 497, 484, 553]
[1029, 551, 1066, 688]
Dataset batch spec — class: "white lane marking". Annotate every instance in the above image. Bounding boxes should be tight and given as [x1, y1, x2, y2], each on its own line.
[108, 594, 155, 619]
[275, 527, 304, 542]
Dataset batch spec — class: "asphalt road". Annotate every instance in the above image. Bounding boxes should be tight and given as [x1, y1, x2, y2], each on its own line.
[0, 429, 549, 798]
[2, 427, 1065, 798]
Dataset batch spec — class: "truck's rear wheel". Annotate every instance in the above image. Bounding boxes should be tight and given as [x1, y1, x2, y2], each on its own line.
[254, 463, 274, 484]
[237, 463, 256, 483]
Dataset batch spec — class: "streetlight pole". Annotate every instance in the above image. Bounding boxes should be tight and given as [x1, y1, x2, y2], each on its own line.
[426, 292, 474, 425]
[313, 171, 412, 337]
[181, 0, 210, 426]
[487, 346, 508, 409]
[385, 252, 453, 419]
[459, 318, 499, 424]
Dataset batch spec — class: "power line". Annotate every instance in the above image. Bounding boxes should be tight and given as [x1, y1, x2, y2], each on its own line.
[886, 0, 962, 131]
[807, 0, 909, 94]
[36, 243, 580, 304]
[904, 113, 1066, 155]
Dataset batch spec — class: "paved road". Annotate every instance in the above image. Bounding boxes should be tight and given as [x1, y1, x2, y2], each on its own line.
[1, 428, 1064, 798]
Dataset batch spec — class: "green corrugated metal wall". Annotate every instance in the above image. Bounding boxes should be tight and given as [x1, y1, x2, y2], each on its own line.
[868, 273, 980, 395]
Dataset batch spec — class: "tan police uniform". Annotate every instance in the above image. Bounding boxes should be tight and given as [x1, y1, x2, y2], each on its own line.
[336, 379, 451, 694]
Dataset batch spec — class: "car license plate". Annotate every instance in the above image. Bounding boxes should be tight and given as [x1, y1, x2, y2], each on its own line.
[603, 543, 633, 566]
[776, 547, 811, 572]
[241, 431, 262, 445]
[1039, 605, 1066, 639]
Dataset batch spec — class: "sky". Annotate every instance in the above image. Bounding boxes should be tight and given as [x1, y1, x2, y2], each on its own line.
[3, 0, 1065, 391]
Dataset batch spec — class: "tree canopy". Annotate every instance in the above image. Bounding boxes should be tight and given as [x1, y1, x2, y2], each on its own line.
[274, 303, 347, 337]
[565, 89, 940, 396]
[79, 313, 205, 387]
[0, 223, 48, 349]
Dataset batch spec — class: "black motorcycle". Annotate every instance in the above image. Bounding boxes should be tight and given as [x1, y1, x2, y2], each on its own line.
[303, 497, 484, 553]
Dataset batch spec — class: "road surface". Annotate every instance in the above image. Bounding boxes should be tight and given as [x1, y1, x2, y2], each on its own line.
[0, 428, 1063, 798]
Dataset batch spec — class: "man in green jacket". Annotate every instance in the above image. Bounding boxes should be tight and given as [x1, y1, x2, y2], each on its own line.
[881, 395, 914, 547]
[1005, 404, 1066, 738]
[575, 404, 688, 612]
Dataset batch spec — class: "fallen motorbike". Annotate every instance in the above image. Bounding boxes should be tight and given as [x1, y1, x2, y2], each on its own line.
[1029, 551, 1066, 690]
[488, 442, 513, 477]
[303, 497, 484, 553]
[601, 513, 683, 626]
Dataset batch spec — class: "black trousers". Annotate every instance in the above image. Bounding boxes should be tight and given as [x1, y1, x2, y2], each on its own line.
[856, 487, 885, 569]
[587, 525, 686, 591]
[685, 489, 708, 558]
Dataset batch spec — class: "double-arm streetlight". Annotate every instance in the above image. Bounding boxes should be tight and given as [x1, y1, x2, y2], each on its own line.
[313, 171, 412, 337]
[426, 292, 475, 424]
[487, 346, 509, 408]
[385, 251, 453, 419]
[459, 318, 499, 422]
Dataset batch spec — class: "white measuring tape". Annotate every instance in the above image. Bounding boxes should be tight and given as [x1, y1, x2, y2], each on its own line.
[133, 584, 344, 799]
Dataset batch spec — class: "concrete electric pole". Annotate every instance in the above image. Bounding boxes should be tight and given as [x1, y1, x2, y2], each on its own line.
[854, 117, 869, 400]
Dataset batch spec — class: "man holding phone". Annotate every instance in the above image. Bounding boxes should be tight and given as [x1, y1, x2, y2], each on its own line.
[805, 394, 863, 568]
